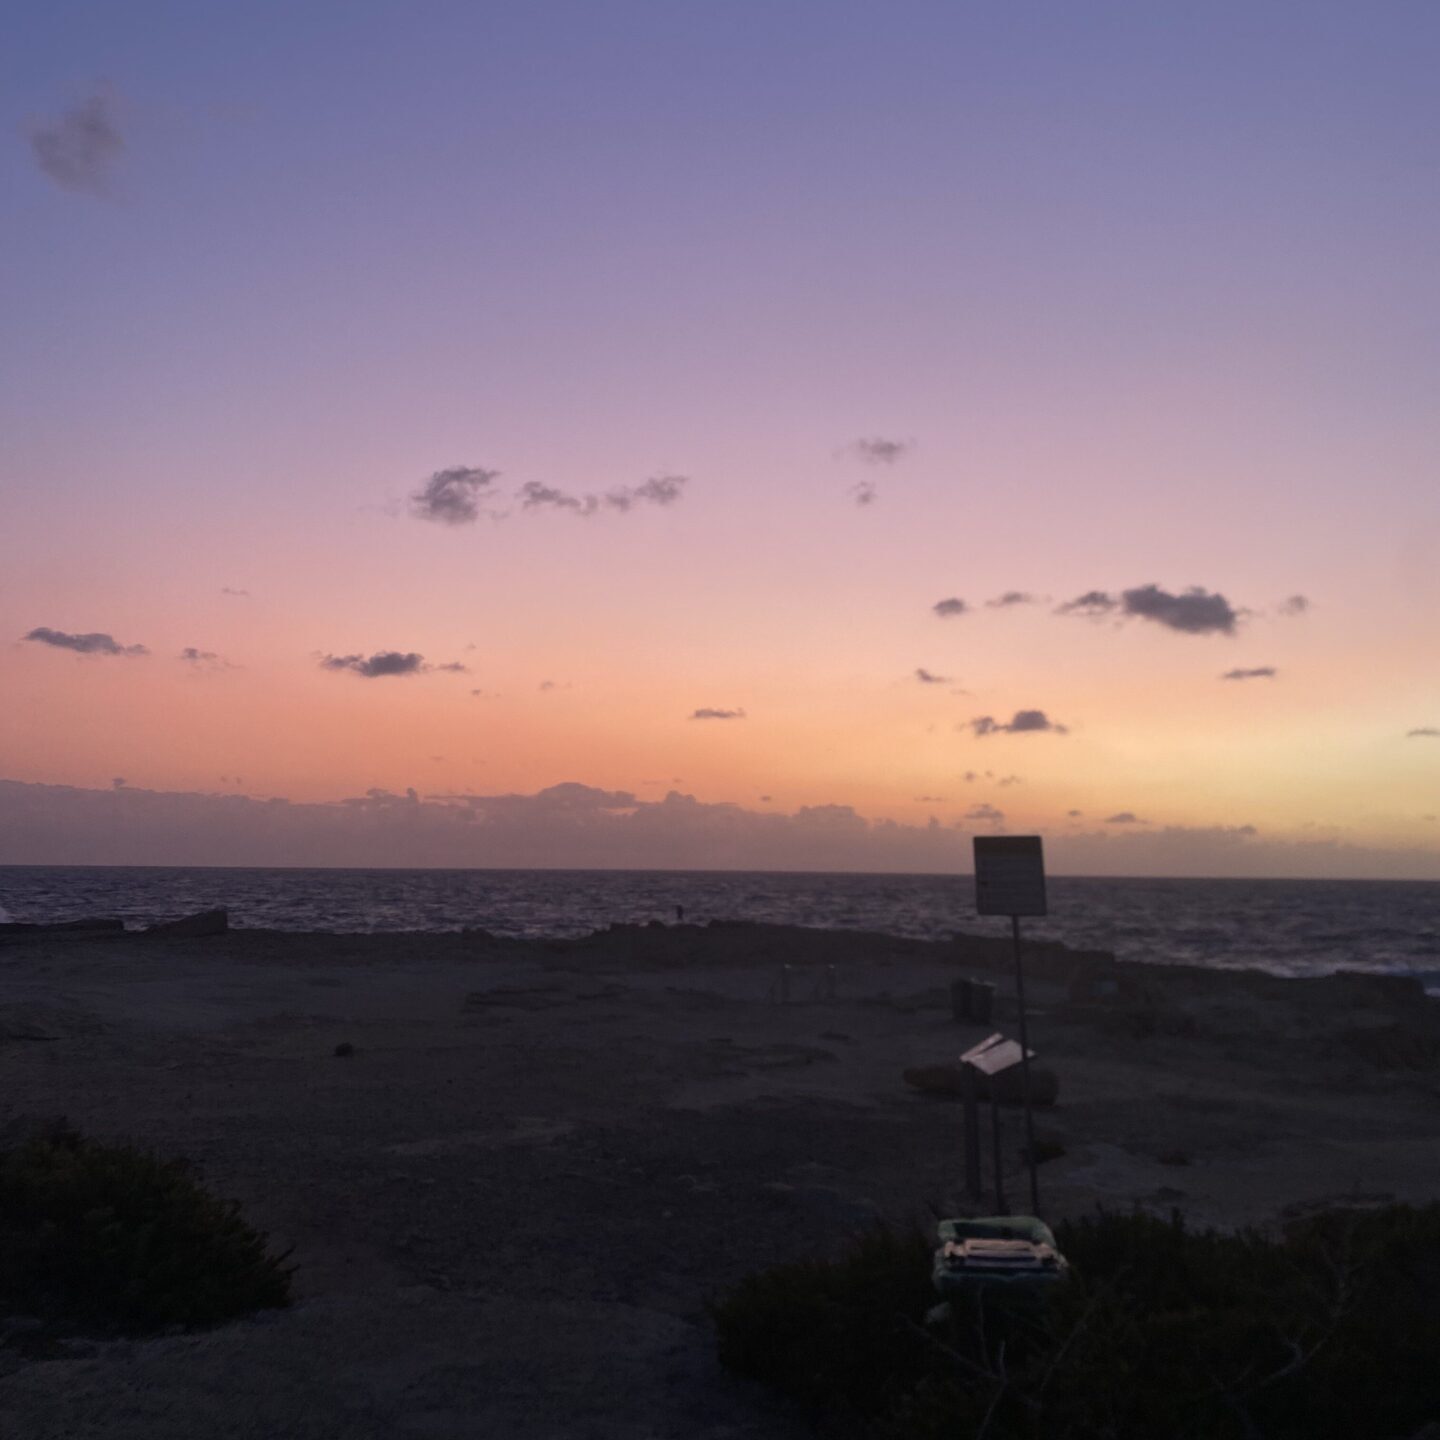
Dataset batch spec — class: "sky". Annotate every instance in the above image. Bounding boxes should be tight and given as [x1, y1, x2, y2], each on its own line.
[2, 1, 1437, 877]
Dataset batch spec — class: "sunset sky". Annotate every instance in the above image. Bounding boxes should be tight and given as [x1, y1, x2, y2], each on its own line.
[3, 3, 1437, 876]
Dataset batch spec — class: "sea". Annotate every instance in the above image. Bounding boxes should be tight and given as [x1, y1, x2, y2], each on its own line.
[0, 866, 1437, 985]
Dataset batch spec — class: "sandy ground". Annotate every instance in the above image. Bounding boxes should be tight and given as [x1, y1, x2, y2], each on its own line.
[2, 921, 1438, 1438]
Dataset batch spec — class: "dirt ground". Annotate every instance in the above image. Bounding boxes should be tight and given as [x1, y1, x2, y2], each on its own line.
[3, 921, 1438, 1437]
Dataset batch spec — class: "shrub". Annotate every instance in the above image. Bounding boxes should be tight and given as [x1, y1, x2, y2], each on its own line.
[0, 1120, 293, 1337]
[712, 1225, 936, 1419]
[712, 1207, 1440, 1439]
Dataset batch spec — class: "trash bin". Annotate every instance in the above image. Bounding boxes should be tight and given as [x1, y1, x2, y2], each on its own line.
[950, 978, 971, 1022]
[970, 981, 995, 1023]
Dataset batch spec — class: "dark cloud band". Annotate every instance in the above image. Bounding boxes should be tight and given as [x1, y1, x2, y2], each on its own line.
[320, 651, 426, 678]
[24, 627, 147, 657]
[1056, 583, 1239, 634]
[519, 475, 688, 516]
[966, 709, 1068, 737]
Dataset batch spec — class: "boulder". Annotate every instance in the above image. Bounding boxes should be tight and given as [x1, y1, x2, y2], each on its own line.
[0, 917, 125, 937]
[903, 1062, 1058, 1107]
[147, 908, 228, 938]
[1066, 959, 1121, 1004]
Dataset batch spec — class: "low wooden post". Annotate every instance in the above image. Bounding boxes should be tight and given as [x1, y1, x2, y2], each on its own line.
[962, 1062, 981, 1201]
[991, 1089, 1006, 1213]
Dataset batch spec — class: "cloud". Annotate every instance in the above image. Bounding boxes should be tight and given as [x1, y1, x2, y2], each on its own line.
[518, 475, 688, 517]
[320, 651, 426, 678]
[1054, 590, 1117, 618]
[1121, 584, 1238, 635]
[932, 597, 968, 618]
[844, 440, 907, 503]
[914, 795, 947, 804]
[849, 437, 911, 465]
[519, 481, 596, 516]
[29, 92, 124, 195]
[1, 778, 1433, 879]
[1221, 667, 1277, 681]
[1055, 584, 1240, 635]
[433, 662, 469, 673]
[23, 627, 147, 657]
[409, 466, 502, 525]
[1067, 809, 1083, 818]
[1105, 811, 1145, 824]
[1278, 595, 1310, 616]
[997, 775, 1022, 787]
[691, 707, 746, 720]
[612, 474, 687, 509]
[1408, 728, 1440, 739]
[915, 668, 951, 685]
[966, 709, 1069, 737]
[220, 587, 250, 597]
[178, 647, 232, 669]
[986, 592, 1036, 608]
[964, 803, 1005, 824]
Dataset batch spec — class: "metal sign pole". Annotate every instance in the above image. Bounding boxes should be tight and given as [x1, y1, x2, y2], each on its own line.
[1011, 914, 1040, 1215]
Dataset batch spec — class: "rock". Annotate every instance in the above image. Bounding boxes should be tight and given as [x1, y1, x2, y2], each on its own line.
[1338, 1023, 1440, 1071]
[0, 917, 125, 939]
[1333, 971, 1428, 1007]
[760, 1181, 880, 1228]
[147, 909, 229, 938]
[1066, 960, 1121, 1004]
[0, 1115, 77, 1149]
[903, 1062, 1059, 1107]
[334, 1042, 355, 1058]
[0, 1020, 58, 1042]
[1104, 1006, 1198, 1040]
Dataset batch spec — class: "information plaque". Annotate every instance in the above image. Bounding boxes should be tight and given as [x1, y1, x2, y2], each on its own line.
[973, 835, 1047, 917]
[960, 1032, 1034, 1076]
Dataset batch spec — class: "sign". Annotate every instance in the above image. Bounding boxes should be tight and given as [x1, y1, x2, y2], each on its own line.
[960, 1032, 1005, 1064]
[960, 1032, 1034, 1076]
[973, 835, 1047, 917]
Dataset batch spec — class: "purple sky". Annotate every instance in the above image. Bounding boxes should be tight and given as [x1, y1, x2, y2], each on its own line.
[3, 3, 1437, 875]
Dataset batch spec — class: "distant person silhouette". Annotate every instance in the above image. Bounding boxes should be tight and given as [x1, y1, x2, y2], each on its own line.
[675, 904, 684, 923]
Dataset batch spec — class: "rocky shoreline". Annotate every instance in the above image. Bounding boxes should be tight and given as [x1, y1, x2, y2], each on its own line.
[3, 920, 1438, 1437]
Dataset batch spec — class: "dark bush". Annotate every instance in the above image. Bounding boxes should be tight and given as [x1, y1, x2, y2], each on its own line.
[712, 1206, 1440, 1439]
[712, 1225, 936, 1419]
[0, 1121, 293, 1337]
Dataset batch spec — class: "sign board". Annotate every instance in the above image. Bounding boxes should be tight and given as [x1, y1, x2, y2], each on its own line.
[960, 1032, 1034, 1076]
[960, 1032, 1006, 1065]
[973, 835, 1047, 917]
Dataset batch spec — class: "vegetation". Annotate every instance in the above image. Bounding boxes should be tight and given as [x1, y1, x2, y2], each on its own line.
[0, 1120, 293, 1338]
[712, 1206, 1440, 1439]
